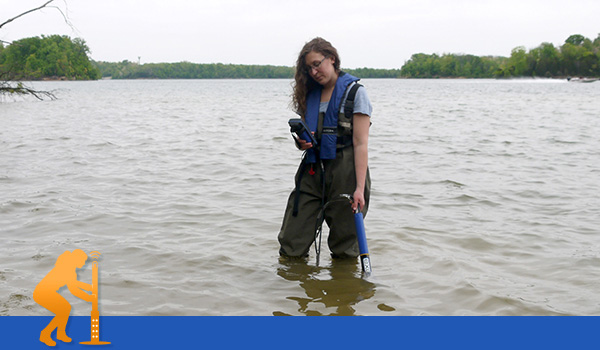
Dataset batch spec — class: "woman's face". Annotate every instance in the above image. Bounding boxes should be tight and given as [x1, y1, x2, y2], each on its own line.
[305, 51, 337, 88]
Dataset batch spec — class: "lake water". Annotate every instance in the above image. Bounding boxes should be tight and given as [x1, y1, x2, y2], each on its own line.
[1, 78, 599, 316]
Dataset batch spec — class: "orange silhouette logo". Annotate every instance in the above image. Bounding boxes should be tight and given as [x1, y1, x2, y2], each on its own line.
[33, 249, 110, 346]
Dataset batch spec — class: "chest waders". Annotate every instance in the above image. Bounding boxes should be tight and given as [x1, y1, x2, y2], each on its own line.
[289, 82, 365, 268]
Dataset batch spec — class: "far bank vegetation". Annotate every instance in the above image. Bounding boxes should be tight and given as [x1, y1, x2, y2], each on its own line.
[400, 34, 600, 78]
[1, 34, 599, 82]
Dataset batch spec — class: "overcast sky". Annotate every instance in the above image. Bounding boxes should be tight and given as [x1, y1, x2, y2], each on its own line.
[2, 0, 599, 69]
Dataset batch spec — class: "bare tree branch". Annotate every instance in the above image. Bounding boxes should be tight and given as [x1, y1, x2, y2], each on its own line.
[47, 2, 77, 33]
[0, 83, 56, 101]
[0, 1, 76, 45]
[1, 0, 73, 101]
[0, 0, 56, 30]
[0, 72, 56, 100]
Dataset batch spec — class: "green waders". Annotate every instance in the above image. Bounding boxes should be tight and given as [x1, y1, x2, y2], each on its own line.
[277, 145, 371, 258]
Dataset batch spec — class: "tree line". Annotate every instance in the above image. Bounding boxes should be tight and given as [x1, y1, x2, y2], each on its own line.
[0, 35, 100, 80]
[93, 60, 294, 79]
[0, 34, 401, 80]
[92, 60, 401, 79]
[400, 34, 600, 78]
[2, 34, 599, 82]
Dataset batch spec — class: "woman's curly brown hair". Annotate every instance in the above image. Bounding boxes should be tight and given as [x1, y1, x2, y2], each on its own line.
[291, 37, 341, 116]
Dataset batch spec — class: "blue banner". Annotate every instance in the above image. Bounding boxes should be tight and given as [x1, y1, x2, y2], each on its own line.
[0, 316, 598, 349]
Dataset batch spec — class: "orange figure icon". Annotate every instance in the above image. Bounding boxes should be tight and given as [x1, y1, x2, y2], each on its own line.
[33, 249, 94, 347]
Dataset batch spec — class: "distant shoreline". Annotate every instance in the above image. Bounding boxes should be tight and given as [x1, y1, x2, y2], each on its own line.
[4, 34, 599, 82]
[24, 76, 590, 82]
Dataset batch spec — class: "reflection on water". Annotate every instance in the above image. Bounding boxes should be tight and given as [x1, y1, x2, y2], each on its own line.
[274, 258, 385, 316]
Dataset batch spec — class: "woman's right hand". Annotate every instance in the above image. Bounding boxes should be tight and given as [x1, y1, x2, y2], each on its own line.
[296, 138, 313, 150]
[294, 132, 315, 150]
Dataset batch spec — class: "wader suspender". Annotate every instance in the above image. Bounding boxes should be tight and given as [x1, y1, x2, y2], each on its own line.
[341, 83, 362, 146]
[292, 83, 362, 217]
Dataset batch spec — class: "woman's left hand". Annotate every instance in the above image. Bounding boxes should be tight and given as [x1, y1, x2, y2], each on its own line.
[352, 188, 365, 212]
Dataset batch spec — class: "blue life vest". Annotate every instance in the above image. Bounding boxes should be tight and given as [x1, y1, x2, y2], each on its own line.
[304, 72, 360, 163]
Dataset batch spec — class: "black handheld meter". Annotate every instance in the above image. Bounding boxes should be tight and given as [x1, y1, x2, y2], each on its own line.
[288, 118, 318, 146]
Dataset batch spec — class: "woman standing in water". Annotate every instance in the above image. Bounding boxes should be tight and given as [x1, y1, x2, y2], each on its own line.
[33, 249, 94, 346]
[278, 37, 372, 259]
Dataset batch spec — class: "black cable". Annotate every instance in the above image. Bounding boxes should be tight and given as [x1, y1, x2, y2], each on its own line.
[313, 193, 354, 266]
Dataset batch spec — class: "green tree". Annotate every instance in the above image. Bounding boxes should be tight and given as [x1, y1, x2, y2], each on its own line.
[0, 35, 99, 80]
[561, 42, 588, 76]
[507, 46, 528, 76]
[561, 34, 599, 76]
[1, 0, 73, 99]
[537, 42, 560, 77]
[565, 34, 586, 46]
